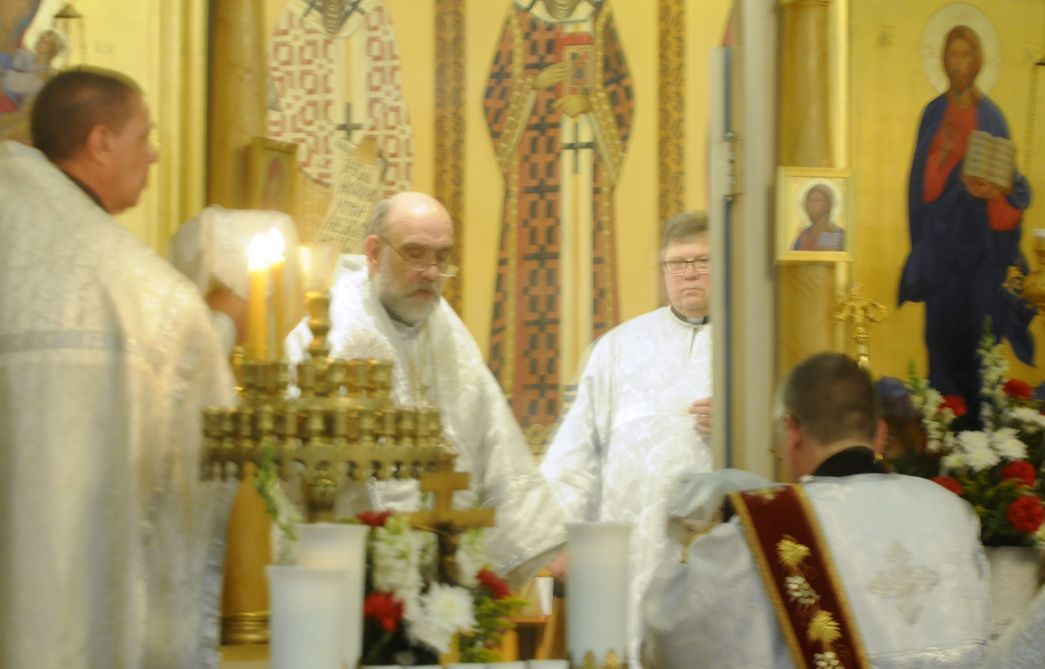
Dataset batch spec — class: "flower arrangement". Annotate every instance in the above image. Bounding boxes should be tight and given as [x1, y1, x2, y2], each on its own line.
[893, 328, 1045, 547]
[352, 510, 527, 666]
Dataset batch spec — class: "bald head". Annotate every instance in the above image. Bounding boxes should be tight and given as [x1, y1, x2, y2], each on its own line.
[365, 192, 455, 324]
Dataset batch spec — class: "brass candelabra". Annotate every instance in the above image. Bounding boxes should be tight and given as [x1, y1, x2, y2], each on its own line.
[200, 290, 457, 524]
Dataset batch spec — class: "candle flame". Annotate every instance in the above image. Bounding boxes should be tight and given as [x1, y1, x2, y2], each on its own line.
[248, 233, 273, 271]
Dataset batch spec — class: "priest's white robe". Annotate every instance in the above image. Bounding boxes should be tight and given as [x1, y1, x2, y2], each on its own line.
[643, 474, 989, 668]
[540, 306, 713, 664]
[988, 586, 1045, 668]
[287, 256, 566, 581]
[0, 141, 236, 669]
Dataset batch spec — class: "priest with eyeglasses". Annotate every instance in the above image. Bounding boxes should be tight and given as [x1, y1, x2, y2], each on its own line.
[286, 192, 567, 585]
[540, 210, 715, 665]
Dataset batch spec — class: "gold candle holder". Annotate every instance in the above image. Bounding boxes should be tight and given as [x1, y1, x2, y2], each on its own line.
[573, 650, 627, 669]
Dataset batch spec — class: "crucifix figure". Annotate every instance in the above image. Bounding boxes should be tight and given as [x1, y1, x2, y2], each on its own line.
[410, 464, 496, 584]
[835, 283, 887, 369]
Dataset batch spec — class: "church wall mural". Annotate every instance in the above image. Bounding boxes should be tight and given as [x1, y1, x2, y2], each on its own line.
[851, 0, 1045, 390]
[265, 0, 415, 252]
[1, 1, 67, 143]
[482, 0, 633, 446]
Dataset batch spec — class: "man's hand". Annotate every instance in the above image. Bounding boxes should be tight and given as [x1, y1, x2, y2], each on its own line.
[689, 396, 712, 438]
[205, 284, 248, 344]
[546, 550, 568, 582]
[961, 174, 1009, 200]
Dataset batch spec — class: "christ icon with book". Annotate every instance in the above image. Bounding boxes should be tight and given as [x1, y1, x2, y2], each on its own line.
[899, 23, 1034, 423]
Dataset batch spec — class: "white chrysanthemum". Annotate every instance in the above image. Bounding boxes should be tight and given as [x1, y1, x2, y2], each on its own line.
[992, 428, 1028, 461]
[428, 584, 476, 631]
[408, 584, 476, 653]
[958, 431, 1000, 471]
[408, 613, 453, 655]
[455, 529, 488, 587]
[941, 451, 967, 471]
[1011, 407, 1045, 430]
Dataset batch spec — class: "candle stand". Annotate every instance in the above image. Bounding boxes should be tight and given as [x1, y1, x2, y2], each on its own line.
[200, 291, 458, 524]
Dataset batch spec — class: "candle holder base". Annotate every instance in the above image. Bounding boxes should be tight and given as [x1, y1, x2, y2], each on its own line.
[221, 610, 270, 645]
[571, 650, 626, 669]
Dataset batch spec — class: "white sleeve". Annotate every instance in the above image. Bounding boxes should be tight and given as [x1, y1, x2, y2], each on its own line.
[540, 341, 610, 522]
[987, 586, 1045, 668]
[642, 521, 790, 669]
[208, 309, 236, 355]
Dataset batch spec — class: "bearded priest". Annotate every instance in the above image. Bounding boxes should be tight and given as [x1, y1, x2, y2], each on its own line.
[286, 192, 567, 584]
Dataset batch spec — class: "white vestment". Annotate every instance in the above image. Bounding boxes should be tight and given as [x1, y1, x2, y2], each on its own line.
[287, 256, 566, 581]
[988, 585, 1045, 668]
[0, 141, 236, 669]
[540, 306, 713, 664]
[643, 474, 989, 668]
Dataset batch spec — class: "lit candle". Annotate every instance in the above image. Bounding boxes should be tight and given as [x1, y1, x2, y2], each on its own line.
[247, 233, 270, 360]
[268, 228, 286, 350]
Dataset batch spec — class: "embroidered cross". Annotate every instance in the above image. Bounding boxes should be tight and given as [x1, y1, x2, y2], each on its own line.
[336, 103, 365, 142]
[867, 540, 940, 624]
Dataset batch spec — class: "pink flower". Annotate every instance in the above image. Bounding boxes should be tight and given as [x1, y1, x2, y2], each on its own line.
[931, 475, 964, 496]
[1007, 496, 1045, 534]
[1002, 460, 1037, 488]
[940, 395, 967, 417]
[1003, 379, 1034, 401]
[364, 591, 403, 632]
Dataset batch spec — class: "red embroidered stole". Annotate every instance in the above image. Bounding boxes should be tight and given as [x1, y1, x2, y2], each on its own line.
[729, 486, 871, 669]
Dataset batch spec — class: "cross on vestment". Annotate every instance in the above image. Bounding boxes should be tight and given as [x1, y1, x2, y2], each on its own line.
[410, 467, 496, 583]
[336, 102, 365, 143]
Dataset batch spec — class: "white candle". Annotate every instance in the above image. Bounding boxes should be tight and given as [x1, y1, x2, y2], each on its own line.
[296, 522, 370, 669]
[246, 233, 271, 360]
[268, 228, 287, 346]
[565, 522, 631, 666]
[267, 564, 346, 669]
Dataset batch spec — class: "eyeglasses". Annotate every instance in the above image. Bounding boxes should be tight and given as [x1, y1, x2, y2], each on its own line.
[662, 256, 711, 275]
[379, 236, 459, 278]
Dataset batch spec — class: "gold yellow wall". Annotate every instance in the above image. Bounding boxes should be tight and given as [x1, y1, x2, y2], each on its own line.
[55, 0, 208, 255]
[851, 0, 1045, 384]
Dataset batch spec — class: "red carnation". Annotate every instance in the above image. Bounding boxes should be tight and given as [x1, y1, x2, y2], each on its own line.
[364, 591, 403, 632]
[931, 475, 964, 496]
[477, 568, 512, 600]
[1002, 460, 1037, 488]
[1007, 495, 1045, 534]
[1003, 379, 1034, 401]
[940, 395, 967, 417]
[357, 510, 393, 528]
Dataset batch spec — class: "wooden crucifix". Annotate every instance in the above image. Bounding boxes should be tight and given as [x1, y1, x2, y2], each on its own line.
[409, 464, 496, 584]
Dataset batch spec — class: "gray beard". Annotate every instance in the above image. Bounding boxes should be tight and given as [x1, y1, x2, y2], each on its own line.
[373, 265, 439, 325]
